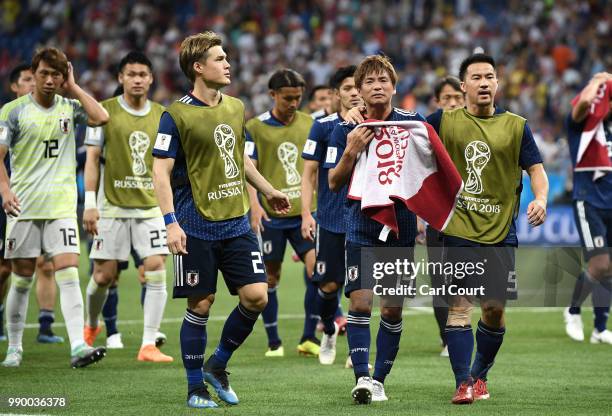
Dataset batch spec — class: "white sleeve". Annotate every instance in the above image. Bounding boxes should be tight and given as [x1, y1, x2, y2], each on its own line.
[84, 126, 104, 147]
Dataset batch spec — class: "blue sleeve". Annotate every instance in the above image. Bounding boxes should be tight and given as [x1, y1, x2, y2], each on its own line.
[322, 124, 348, 169]
[519, 123, 543, 169]
[426, 109, 443, 133]
[301, 120, 326, 162]
[152, 111, 180, 159]
[245, 129, 258, 160]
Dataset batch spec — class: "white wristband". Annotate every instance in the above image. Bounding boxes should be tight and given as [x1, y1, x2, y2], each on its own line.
[84, 191, 97, 209]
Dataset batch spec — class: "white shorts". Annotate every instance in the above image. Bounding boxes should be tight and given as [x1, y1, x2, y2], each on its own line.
[4, 218, 81, 259]
[90, 217, 169, 261]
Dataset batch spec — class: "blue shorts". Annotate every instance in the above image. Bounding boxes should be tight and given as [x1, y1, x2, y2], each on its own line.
[0, 209, 6, 258]
[261, 224, 315, 263]
[441, 234, 517, 302]
[173, 231, 267, 298]
[312, 225, 345, 286]
[573, 200, 612, 261]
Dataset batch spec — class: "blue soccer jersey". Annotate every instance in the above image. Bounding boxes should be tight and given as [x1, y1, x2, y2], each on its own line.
[152, 93, 250, 241]
[427, 107, 543, 246]
[566, 113, 612, 209]
[324, 108, 424, 246]
[301, 112, 348, 234]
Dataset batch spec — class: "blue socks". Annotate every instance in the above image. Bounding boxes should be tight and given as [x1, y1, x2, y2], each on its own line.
[373, 317, 402, 384]
[0, 303, 4, 336]
[592, 277, 611, 332]
[470, 320, 505, 381]
[140, 284, 146, 308]
[569, 271, 594, 315]
[102, 285, 119, 337]
[38, 309, 54, 335]
[347, 311, 371, 379]
[446, 325, 474, 387]
[301, 268, 319, 342]
[207, 303, 260, 369]
[316, 288, 338, 336]
[262, 287, 281, 347]
[334, 290, 344, 319]
[180, 309, 208, 394]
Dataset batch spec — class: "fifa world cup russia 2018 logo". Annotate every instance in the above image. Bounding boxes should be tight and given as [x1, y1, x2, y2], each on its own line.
[214, 124, 240, 179]
[128, 131, 150, 176]
[277, 142, 301, 186]
[464, 140, 491, 194]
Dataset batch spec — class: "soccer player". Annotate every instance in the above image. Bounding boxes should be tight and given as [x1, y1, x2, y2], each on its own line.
[301, 65, 361, 365]
[564, 72, 612, 344]
[327, 55, 425, 403]
[425, 76, 465, 358]
[427, 54, 548, 404]
[0, 64, 63, 345]
[246, 69, 320, 358]
[308, 85, 332, 119]
[0, 47, 109, 368]
[152, 31, 290, 408]
[82, 51, 172, 362]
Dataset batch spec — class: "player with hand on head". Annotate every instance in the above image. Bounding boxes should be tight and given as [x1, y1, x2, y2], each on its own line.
[0, 47, 109, 368]
[152, 31, 289, 409]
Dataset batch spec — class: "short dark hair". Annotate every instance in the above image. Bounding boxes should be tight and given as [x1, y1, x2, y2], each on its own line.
[329, 65, 357, 90]
[268, 68, 306, 91]
[9, 63, 31, 84]
[118, 51, 153, 73]
[434, 76, 462, 99]
[308, 85, 330, 101]
[31, 47, 68, 78]
[459, 53, 496, 81]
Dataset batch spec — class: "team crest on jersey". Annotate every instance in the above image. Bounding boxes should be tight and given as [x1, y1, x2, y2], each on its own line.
[186, 270, 199, 287]
[6, 238, 16, 252]
[94, 238, 103, 251]
[347, 266, 359, 282]
[262, 241, 273, 255]
[316, 261, 326, 276]
[59, 117, 71, 134]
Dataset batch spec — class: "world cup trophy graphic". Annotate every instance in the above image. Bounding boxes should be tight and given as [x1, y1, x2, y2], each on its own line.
[277, 142, 301, 185]
[464, 140, 490, 194]
[214, 124, 239, 179]
[129, 131, 150, 176]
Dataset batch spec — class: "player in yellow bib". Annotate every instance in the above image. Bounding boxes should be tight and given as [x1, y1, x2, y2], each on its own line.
[82, 51, 172, 362]
[0, 47, 109, 368]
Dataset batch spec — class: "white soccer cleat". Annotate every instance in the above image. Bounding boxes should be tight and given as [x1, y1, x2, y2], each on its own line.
[564, 308, 584, 341]
[106, 333, 124, 349]
[2, 347, 23, 367]
[590, 329, 612, 345]
[345, 355, 373, 370]
[440, 345, 449, 357]
[319, 323, 338, 365]
[371, 380, 388, 402]
[351, 376, 373, 404]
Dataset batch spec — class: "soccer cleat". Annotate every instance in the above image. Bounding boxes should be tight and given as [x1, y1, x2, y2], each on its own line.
[371, 380, 388, 402]
[155, 331, 167, 348]
[451, 381, 474, 405]
[106, 333, 124, 349]
[590, 329, 612, 345]
[345, 355, 373, 370]
[137, 344, 174, 362]
[2, 347, 23, 367]
[564, 308, 584, 341]
[473, 378, 490, 400]
[187, 386, 219, 409]
[440, 345, 449, 357]
[265, 345, 285, 357]
[297, 339, 320, 357]
[351, 376, 373, 404]
[70, 344, 106, 368]
[83, 325, 102, 346]
[335, 316, 348, 336]
[37, 332, 65, 344]
[319, 323, 338, 365]
[203, 361, 239, 405]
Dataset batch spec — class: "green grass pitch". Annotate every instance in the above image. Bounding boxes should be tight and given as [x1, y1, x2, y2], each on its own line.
[1, 246, 610, 415]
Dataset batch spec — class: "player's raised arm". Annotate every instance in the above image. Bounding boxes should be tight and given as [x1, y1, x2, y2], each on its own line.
[328, 127, 373, 191]
[82, 138, 101, 235]
[526, 163, 548, 226]
[572, 72, 612, 123]
[63, 62, 109, 126]
[153, 156, 187, 255]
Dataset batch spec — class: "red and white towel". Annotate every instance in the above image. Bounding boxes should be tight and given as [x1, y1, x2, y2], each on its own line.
[347, 119, 463, 241]
[572, 80, 612, 180]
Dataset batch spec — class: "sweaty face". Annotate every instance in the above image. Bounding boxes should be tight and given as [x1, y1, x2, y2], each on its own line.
[195, 45, 231, 87]
[359, 70, 395, 107]
[461, 62, 498, 109]
[437, 84, 464, 111]
[271, 87, 304, 118]
[34, 60, 65, 98]
[119, 63, 153, 98]
[337, 77, 362, 112]
[309, 89, 331, 112]
[11, 69, 35, 97]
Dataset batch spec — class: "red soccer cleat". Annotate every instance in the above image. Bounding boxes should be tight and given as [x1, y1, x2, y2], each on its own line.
[473, 379, 490, 400]
[451, 381, 474, 405]
[83, 325, 102, 347]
